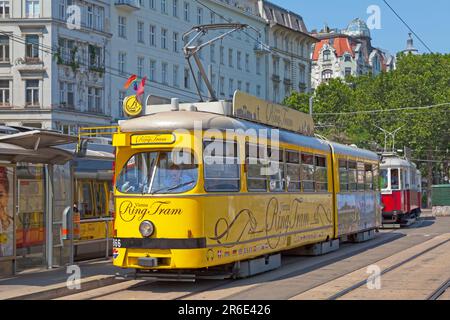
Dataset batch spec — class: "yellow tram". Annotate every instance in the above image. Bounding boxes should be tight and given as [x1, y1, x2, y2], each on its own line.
[112, 92, 381, 278]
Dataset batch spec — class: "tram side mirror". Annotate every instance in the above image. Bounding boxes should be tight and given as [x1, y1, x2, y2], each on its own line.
[76, 139, 88, 158]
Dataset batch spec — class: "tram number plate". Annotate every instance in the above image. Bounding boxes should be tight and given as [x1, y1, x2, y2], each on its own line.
[113, 239, 121, 248]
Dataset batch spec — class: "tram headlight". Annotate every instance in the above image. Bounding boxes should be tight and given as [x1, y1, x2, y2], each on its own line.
[139, 220, 154, 237]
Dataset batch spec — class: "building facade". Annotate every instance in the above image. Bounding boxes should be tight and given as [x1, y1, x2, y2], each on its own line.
[311, 19, 395, 89]
[0, 0, 112, 133]
[0, 0, 317, 131]
[257, 0, 316, 103]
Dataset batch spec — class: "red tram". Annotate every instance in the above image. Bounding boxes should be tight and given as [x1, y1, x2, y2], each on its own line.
[380, 154, 422, 225]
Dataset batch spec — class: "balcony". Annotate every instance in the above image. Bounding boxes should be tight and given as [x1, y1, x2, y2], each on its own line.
[271, 74, 280, 82]
[283, 78, 292, 86]
[115, 0, 140, 11]
[16, 56, 45, 74]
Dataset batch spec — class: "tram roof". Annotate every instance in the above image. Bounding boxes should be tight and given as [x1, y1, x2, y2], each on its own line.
[381, 155, 416, 168]
[120, 111, 379, 160]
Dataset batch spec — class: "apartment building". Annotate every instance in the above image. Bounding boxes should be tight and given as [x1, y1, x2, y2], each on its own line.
[0, 0, 112, 133]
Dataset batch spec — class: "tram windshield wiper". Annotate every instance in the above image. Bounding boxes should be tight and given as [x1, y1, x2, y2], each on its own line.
[151, 181, 195, 194]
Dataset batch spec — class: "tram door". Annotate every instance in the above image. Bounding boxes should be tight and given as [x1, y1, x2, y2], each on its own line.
[15, 165, 46, 271]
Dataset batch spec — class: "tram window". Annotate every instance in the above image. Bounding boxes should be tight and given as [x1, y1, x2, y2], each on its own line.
[204, 140, 240, 192]
[365, 164, 373, 190]
[391, 169, 400, 190]
[314, 156, 328, 192]
[117, 151, 198, 194]
[357, 162, 365, 191]
[246, 143, 267, 192]
[79, 182, 94, 218]
[286, 150, 301, 192]
[266, 148, 284, 192]
[373, 165, 380, 191]
[339, 160, 348, 191]
[94, 182, 107, 218]
[380, 169, 388, 190]
[301, 153, 314, 192]
[348, 161, 357, 191]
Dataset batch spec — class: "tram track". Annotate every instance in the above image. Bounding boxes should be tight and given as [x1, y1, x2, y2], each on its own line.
[57, 226, 421, 300]
[289, 232, 450, 300]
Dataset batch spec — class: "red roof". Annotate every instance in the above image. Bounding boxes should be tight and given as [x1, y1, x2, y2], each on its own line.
[312, 37, 355, 61]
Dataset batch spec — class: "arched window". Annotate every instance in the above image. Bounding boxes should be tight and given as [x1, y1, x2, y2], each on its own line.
[322, 69, 333, 81]
[323, 50, 331, 61]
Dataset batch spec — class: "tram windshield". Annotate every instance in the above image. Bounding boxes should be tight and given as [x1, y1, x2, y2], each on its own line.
[116, 151, 198, 194]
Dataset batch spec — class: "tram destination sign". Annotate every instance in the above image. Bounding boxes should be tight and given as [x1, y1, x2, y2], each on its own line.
[131, 134, 176, 145]
[232, 91, 314, 136]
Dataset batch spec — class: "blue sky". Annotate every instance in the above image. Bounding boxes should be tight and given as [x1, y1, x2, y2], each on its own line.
[271, 0, 450, 55]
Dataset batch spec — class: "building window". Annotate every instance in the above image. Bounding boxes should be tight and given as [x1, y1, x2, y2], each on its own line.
[220, 45, 224, 65]
[149, 0, 155, 10]
[323, 49, 331, 61]
[237, 80, 242, 91]
[25, 80, 39, 106]
[173, 32, 179, 52]
[256, 85, 261, 97]
[0, 80, 10, 106]
[237, 51, 242, 70]
[60, 82, 74, 108]
[228, 49, 233, 67]
[345, 67, 352, 77]
[149, 25, 156, 46]
[161, 28, 167, 49]
[183, 1, 189, 21]
[197, 7, 202, 24]
[284, 60, 290, 79]
[118, 16, 127, 38]
[173, 65, 179, 87]
[150, 59, 156, 81]
[137, 21, 144, 43]
[88, 87, 102, 113]
[299, 64, 306, 83]
[117, 91, 125, 118]
[162, 62, 168, 84]
[25, 35, 39, 60]
[228, 79, 234, 97]
[210, 44, 215, 63]
[256, 56, 261, 75]
[245, 53, 250, 72]
[0, 1, 10, 18]
[245, 82, 250, 93]
[273, 57, 279, 76]
[88, 45, 102, 69]
[161, 0, 167, 14]
[137, 57, 144, 77]
[0, 35, 9, 62]
[118, 52, 126, 75]
[219, 76, 224, 96]
[184, 68, 190, 89]
[273, 83, 279, 102]
[26, 0, 40, 18]
[173, 0, 178, 17]
[322, 69, 333, 81]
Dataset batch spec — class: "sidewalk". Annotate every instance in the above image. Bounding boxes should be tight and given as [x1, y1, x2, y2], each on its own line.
[0, 258, 132, 300]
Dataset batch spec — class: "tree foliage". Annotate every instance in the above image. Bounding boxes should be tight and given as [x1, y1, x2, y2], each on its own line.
[283, 53, 450, 180]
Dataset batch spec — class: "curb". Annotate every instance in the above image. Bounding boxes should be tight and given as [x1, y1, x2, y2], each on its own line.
[6, 275, 127, 300]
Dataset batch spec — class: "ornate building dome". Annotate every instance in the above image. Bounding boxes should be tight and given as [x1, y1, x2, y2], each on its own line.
[343, 18, 371, 39]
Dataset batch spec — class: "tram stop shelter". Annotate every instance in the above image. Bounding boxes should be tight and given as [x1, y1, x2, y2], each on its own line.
[0, 127, 77, 278]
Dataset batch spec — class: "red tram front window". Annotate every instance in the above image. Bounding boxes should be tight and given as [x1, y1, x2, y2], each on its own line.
[391, 169, 400, 190]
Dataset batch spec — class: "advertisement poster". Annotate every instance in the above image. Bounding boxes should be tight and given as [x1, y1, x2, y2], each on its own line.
[0, 166, 14, 258]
